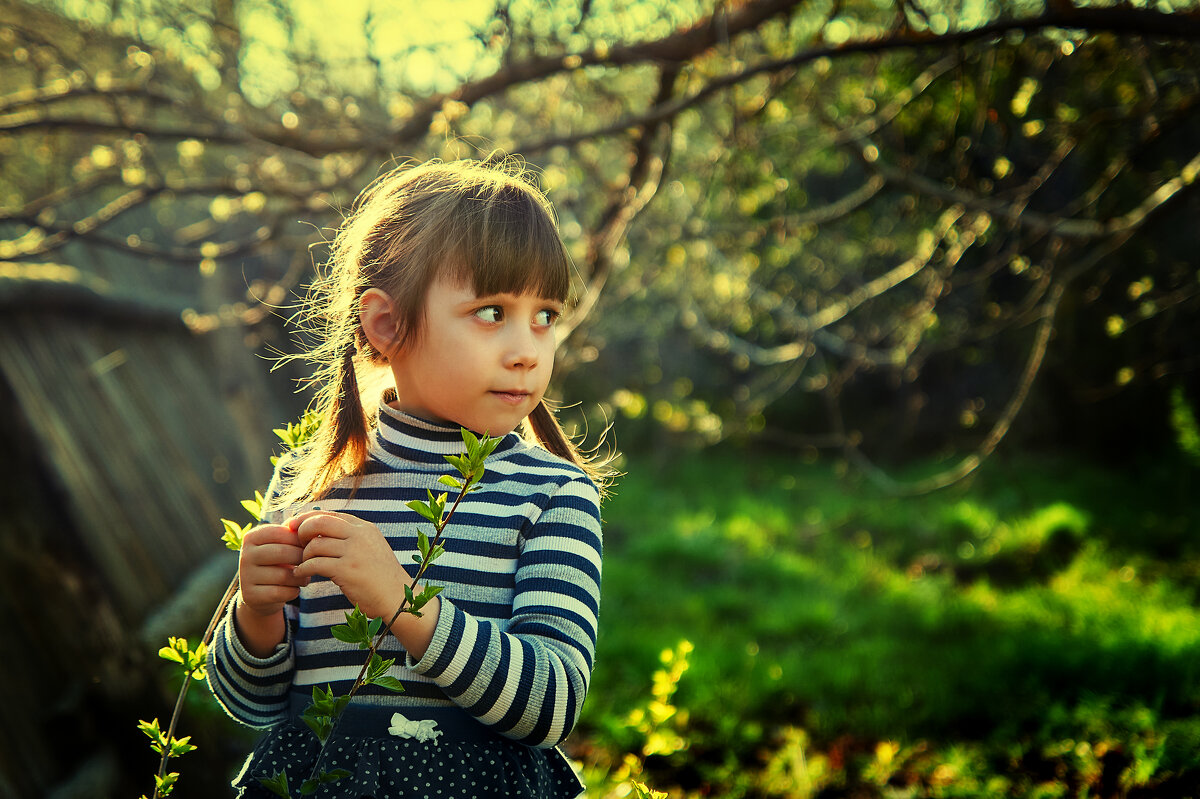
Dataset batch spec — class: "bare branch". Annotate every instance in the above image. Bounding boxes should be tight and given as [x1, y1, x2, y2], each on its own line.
[3, 207, 287, 264]
[390, 0, 806, 143]
[849, 279, 1065, 495]
[0, 168, 122, 221]
[680, 206, 981, 367]
[557, 62, 680, 344]
[0, 82, 178, 115]
[629, 0, 1200, 169]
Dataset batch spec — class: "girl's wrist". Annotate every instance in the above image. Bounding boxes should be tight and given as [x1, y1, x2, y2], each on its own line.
[233, 599, 287, 657]
[388, 595, 440, 661]
[239, 599, 284, 618]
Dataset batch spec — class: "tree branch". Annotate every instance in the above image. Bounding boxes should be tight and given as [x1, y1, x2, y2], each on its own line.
[389, 0, 806, 143]
[556, 62, 680, 344]
[0, 82, 178, 115]
[848, 279, 1065, 495]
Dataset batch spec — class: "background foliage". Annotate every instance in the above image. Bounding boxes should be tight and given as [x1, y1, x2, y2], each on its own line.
[4, 0, 1198, 474]
[2, 0, 1199, 796]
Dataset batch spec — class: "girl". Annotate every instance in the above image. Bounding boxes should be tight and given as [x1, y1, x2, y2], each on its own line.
[207, 158, 607, 799]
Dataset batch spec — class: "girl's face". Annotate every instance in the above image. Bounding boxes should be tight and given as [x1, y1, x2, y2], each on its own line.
[384, 274, 562, 436]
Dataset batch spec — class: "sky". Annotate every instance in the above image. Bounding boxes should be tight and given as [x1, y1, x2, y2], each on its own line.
[48, 0, 499, 101]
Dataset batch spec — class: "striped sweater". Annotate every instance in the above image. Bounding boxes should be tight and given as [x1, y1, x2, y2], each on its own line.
[206, 404, 603, 749]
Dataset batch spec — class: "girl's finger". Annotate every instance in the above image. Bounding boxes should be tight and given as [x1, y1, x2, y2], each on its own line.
[301, 535, 343, 562]
[242, 584, 301, 606]
[242, 523, 297, 547]
[285, 508, 355, 531]
[292, 514, 354, 545]
[292, 557, 337, 581]
[246, 542, 305, 567]
[248, 565, 309, 588]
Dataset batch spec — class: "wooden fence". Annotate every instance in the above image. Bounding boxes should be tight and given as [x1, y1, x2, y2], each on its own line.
[0, 306, 295, 798]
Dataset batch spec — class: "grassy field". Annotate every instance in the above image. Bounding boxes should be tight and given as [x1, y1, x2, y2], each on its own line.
[573, 447, 1200, 798]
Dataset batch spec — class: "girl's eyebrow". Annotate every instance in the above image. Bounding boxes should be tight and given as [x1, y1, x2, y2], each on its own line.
[467, 291, 565, 305]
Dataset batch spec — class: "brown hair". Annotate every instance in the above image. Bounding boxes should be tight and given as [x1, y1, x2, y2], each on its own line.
[277, 157, 611, 505]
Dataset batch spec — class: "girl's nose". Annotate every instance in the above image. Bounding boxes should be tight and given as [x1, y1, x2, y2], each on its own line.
[503, 326, 539, 369]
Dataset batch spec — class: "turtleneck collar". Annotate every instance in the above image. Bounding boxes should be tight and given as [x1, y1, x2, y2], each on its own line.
[370, 400, 522, 468]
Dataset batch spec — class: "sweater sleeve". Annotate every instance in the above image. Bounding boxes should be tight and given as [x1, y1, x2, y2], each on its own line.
[206, 606, 296, 728]
[407, 475, 603, 748]
[205, 451, 300, 729]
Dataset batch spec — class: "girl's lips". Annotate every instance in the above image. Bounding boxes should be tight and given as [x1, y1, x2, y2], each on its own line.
[491, 391, 530, 405]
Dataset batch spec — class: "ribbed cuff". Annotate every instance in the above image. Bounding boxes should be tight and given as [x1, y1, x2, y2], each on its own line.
[406, 595, 460, 676]
[224, 595, 293, 670]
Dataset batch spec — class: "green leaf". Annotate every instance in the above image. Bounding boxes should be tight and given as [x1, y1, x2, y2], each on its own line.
[629, 780, 668, 799]
[275, 412, 321, 451]
[417, 530, 431, 559]
[294, 411, 322, 447]
[157, 645, 185, 665]
[373, 675, 405, 693]
[260, 770, 291, 798]
[155, 772, 180, 796]
[364, 653, 398, 686]
[187, 641, 208, 674]
[481, 435, 501, 459]
[168, 736, 197, 757]
[300, 707, 333, 744]
[302, 684, 352, 735]
[438, 474, 463, 489]
[443, 453, 469, 475]
[330, 624, 361, 645]
[409, 583, 443, 615]
[430, 489, 447, 512]
[406, 498, 439, 524]
[332, 606, 378, 648]
[241, 491, 265, 522]
[299, 769, 351, 795]
[404, 583, 424, 616]
[137, 718, 167, 748]
[221, 518, 248, 551]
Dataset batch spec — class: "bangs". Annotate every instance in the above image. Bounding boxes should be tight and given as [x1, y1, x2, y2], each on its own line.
[443, 182, 571, 301]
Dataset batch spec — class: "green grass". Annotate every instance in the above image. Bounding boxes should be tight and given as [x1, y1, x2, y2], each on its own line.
[577, 448, 1200, 797]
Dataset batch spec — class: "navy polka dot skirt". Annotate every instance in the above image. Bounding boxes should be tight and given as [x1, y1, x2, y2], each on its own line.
[230, 709, 585, 799]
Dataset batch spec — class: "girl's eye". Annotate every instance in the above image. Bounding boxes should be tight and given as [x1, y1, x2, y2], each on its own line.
[534, 309, 560, 327]
[474, 306, 503, 323]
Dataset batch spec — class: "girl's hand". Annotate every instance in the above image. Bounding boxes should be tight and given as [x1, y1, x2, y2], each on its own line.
[289, 510, 410, 621]
[238, 523, 309, 618]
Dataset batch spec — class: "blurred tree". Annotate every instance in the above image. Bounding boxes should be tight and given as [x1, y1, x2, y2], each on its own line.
[2, 0, 1198, 490]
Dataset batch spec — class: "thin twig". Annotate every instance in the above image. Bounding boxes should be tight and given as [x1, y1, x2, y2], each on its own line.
[304, 471, 477, 785]
[153, 573, 240, 798]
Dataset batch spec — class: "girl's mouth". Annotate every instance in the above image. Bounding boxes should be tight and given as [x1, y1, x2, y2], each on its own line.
[491, 391, 530, 405]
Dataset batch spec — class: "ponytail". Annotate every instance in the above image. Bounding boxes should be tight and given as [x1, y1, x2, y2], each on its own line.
[277, 338, 373, 506]
[527, 400, 616, 497]
[323, 341, 370, 481]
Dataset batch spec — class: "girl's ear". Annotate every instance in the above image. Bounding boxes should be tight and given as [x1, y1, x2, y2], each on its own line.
[360, 288, 403, 358]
